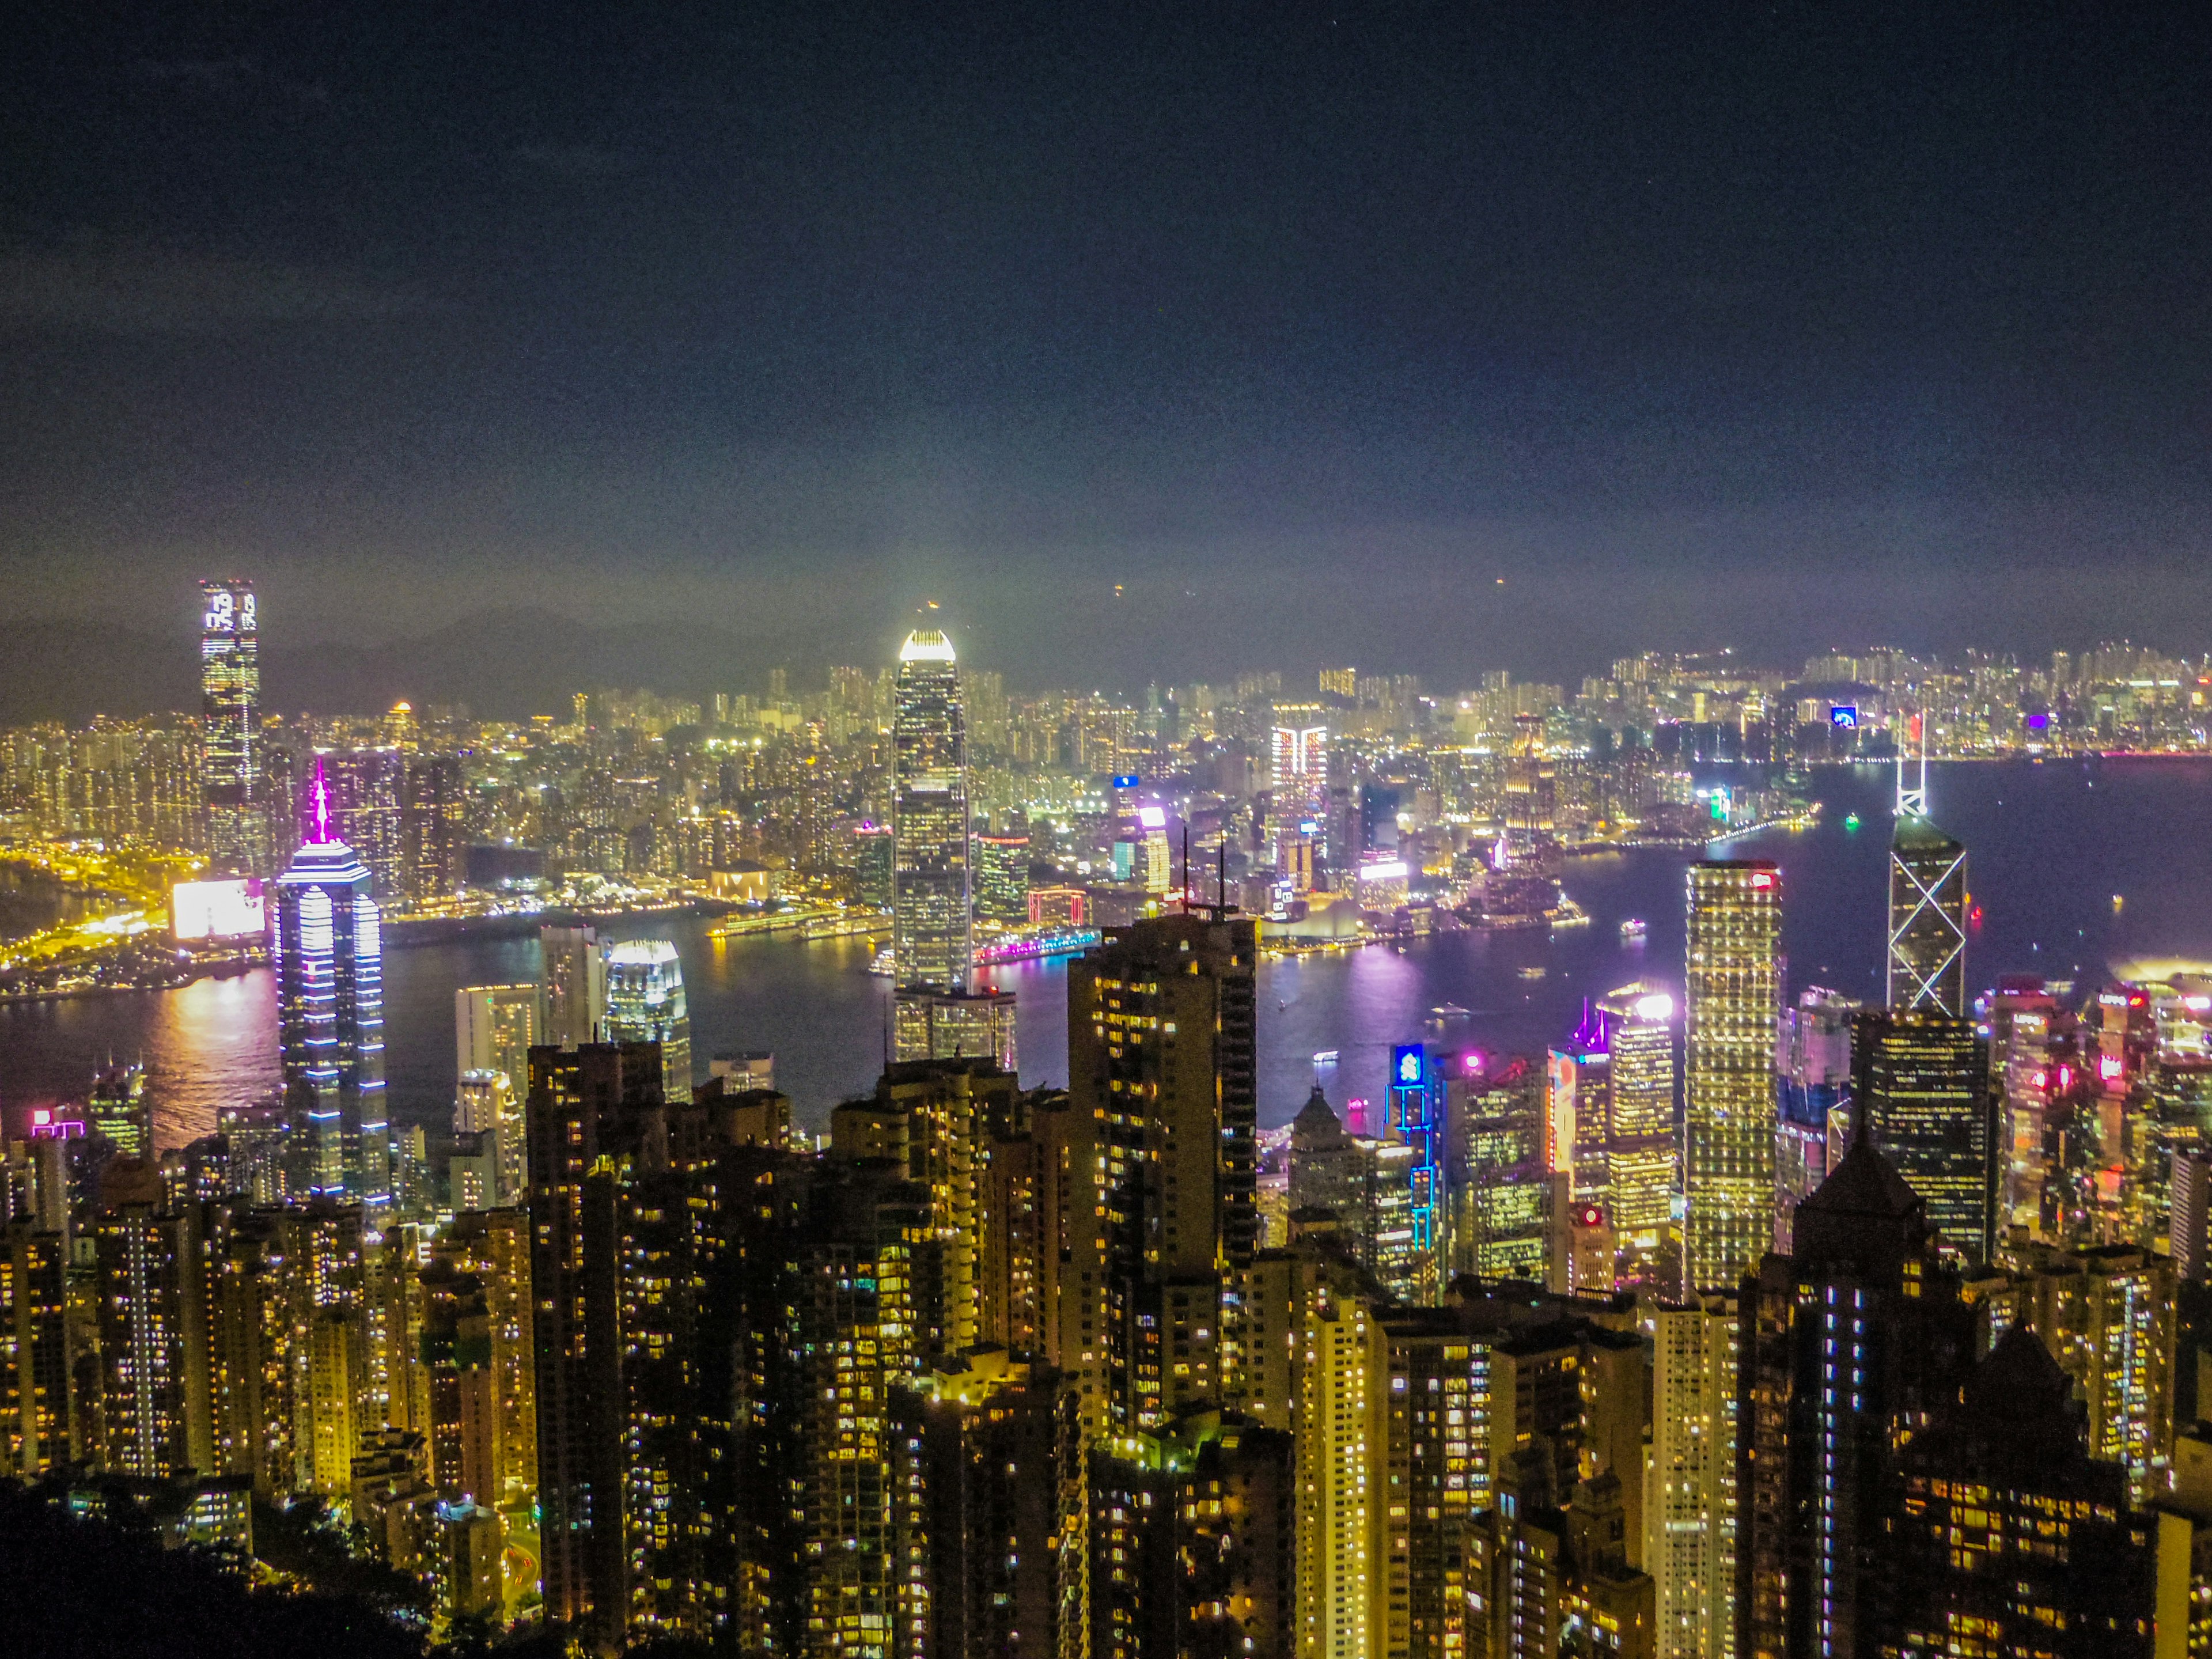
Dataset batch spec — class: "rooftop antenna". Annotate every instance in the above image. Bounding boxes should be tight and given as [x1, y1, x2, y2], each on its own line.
[1895, 711, 1927, 819]
[1181, 824, 1191, 914]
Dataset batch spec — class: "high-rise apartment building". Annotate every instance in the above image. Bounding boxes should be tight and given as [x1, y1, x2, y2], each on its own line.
[402, 753, 465, 905]
[1853, 1010, 1995, 1262]
[892, 629, 971, 991]
[538, 922, 607, 1048]
[456, 983, 539, 1105]
[199, 578, 264, 872]
[603, 939, 692, 1103]
[1683, 861, 1782, 1293]
[274, 762, 389, 1203]
[1887, 812, 1967, 1016]
[892, 983, 1017, 1071]
[1647, 1294, 1738, 1659]
[1066, 911, 1259, 1435]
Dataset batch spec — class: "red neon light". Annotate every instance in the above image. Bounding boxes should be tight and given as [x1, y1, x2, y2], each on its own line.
[1749, 872, 1774, 889]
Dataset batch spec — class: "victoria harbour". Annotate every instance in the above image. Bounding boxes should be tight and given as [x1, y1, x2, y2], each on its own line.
[5, 757, 2208, 1146]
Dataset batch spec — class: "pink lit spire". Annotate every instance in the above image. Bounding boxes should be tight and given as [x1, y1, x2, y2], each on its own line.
[309, 757, 334, 844]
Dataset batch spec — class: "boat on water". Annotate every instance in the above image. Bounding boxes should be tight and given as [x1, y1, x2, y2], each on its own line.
[1516, 965, 1547, 981]
[1431, 1003, 1470, 1018]
[867, 945, 895, 978]
[1313, 1050, 1339, 1065]
[1619, 918, 1649, 943]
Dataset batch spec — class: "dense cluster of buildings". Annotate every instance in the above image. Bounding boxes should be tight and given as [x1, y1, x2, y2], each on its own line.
[5, 587, 2212, 1653]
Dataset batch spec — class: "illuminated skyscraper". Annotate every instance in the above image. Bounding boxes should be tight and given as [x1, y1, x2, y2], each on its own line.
[892, 629, 971, 991]
[603, 938, 692, 1101]
[274, 760, 389, 1202]
[1853, 1009, 1994, 1263]
[1773, 987, 1857, 1253]
[1647, 1294, 1738, 1659]
[455, 983, 539, 1104]
[1683, 859, 1782, 1293]
[1385, 1044, 1446, 1301]
[1888, 813, 1967, 1016]
[1270, 704, 1329, 888]
[1594, 984, 1680, 1281]
[199, 577, 264, 872]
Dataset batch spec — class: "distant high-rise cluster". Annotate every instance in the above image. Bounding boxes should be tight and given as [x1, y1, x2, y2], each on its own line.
[198, 577, 264, 873]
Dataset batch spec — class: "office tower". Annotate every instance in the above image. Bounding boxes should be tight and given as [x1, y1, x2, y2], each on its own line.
[604, 938, 692, 1101]
[1851, 1010, 1994, 1263]
[1999, 1243, 2176, 1506]
[1683, 860, 1782, 1293]
[1593, 985, 1679, 1283]
[2176, 1153, 2211, 1280]
[456, 983, 539, 1104]
[539, 922, 607, 1048]
[1647, 1294, 1738, 1659]
[892, 628, 971, 991]
[274, 761, 390, 1203]
[1269, 704, 1329, 888]
[972, 829, 1031, 924]
[401, 753, 465, 905]
[1547, 1015, 1609, 1200]
[1883, 1328, 2157, 1656]
[1734, 1141, 1978, 1659]
[1287, 1086, 1419, 1301]
[199, 577, 264, 872]
[1452, 1059, 1554, 1280]
[892, 983, 1018, 1071]
[1385, 1044, 1446, 1300]
[1772, 987, 1857, 1252]
[86, 1060, 151, 1161]
[1887, 809, 1967, 1017]
[1067, 911, 1258, 1435]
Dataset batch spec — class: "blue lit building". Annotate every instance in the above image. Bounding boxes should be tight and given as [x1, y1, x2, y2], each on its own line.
[274, 761, 389, 1202]
[1387, 1043, 1446, 1301]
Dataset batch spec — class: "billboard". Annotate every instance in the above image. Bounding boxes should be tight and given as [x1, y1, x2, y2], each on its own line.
[171, 878, 267, 942]
[1828, 703, 1859, 728]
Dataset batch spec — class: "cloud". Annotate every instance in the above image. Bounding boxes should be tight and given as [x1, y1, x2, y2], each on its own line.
[0, 233, 427, 335]
[132, 57, 330, 104]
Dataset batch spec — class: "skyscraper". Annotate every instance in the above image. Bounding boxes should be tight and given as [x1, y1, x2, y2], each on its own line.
[1683, 860, 1782, 1293]
[892, 629, 971, 991]
[274, 760, 389, 1202]
[199, 578, 264, 872]
[1269, 704, 1329, 889]
[456, 983, 539, 1104]
[1067, 911, 1259, 1435]
[604, 938, 692, 1102]
[1772, 987, 1858, 1253]
[539, 922, 607, 1048]
[1887, 813, 1967, 1017]
[1594, 983, 1680, 1281]
[1853, 1009, 1995, 1263]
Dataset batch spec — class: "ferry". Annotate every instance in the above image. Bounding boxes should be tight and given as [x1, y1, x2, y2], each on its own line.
[868, 945, 895, 978]
[1430, 1003, 1470, 1019]
[1619, 918, 1649, 944]
[1516, 965, 1547, 982]
[1312, 1050, 1340, 1065]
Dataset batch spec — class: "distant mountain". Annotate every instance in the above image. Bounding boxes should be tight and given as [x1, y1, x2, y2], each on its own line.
[0, 608, 810, 724]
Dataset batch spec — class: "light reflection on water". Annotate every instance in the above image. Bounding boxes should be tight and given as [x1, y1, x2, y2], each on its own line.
[1, 760, 2209, 1149]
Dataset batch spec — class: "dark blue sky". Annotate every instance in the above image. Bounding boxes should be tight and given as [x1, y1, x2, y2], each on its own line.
[5, 3, 2211, 703]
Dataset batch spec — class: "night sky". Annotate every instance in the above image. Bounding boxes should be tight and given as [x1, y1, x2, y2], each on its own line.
[5, 4, 2211, 713]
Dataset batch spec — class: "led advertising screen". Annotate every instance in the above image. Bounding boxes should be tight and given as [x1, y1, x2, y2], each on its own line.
[171, 878, 267, 942]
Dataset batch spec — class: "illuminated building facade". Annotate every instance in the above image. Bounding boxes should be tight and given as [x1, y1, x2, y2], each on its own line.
[274, 762, 390, 1202]
[603, 938, 692, 1102]
[893, 630, 972, 990]
[1270, 704, 1329, 889]
[199, 577, 265, 872]
[1647, 1294, 1737, 1659]
[1385, 1044, 1446, 1301]
[1068, 912, 1259, 1434]
[1772, 987, 1857, 1253]
[1853, 1010, 1994, 1263]
[455, 983, 539, 1105]
[1452, 1062, 1554, 1281]
[971, 829, 1031, 923]
[892, 983, 1017, 1071]
[1594, 984, 1679, 1245]
[86, 1062, 151, 1161]
[1887, 812, 1967, 1016]
[1683, 860, 1781, 1294]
